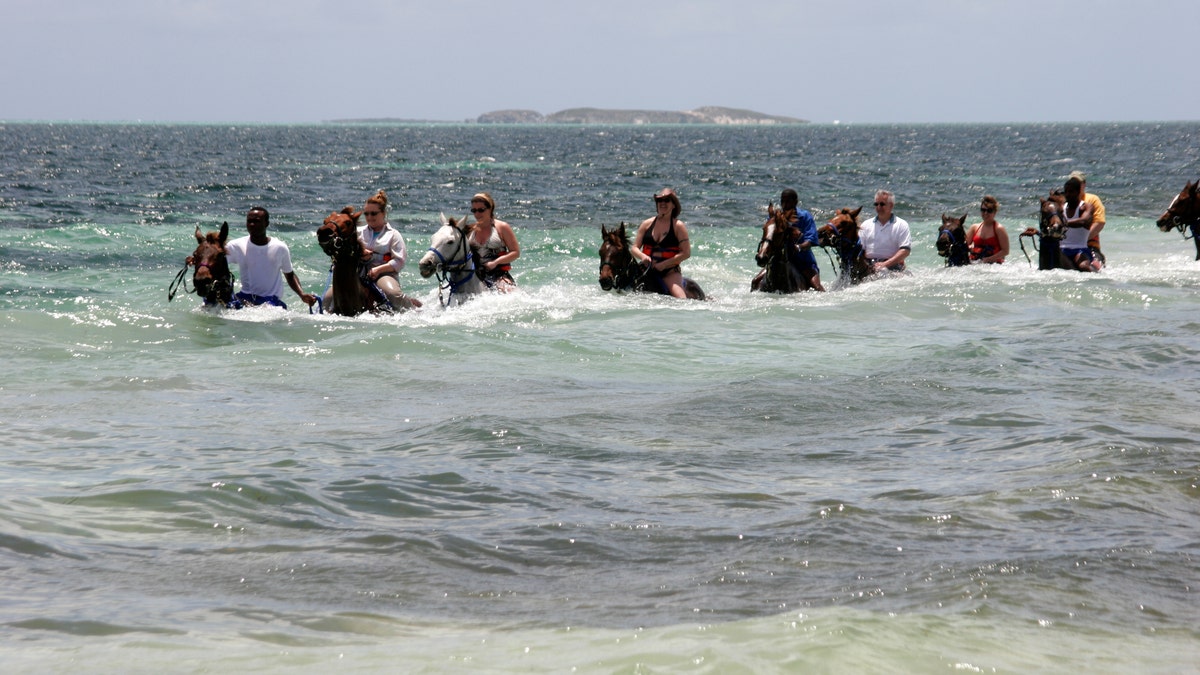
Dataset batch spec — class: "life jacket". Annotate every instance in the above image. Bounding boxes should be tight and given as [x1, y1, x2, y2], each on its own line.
[642, 218, 682, 263]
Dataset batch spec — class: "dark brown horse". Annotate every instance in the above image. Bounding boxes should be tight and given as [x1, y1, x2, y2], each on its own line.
[818, 206, 871, 285]
[317, 207, 390, 316]
[597, 223, 705, 300]
[751, 203, 810, 293]
[1019, 191, 1073, 270]
[172, 221, 236, 307]
[935, 213, 970, 267]
[1156, 179, 1200, 260]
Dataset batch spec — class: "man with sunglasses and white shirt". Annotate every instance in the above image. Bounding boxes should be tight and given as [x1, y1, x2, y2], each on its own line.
[860, 189, 912, 273]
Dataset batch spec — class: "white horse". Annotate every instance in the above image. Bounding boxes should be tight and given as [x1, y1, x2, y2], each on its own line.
[419, 213, 486, 306]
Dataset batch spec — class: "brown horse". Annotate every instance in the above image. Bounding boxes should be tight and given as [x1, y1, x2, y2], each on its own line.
[935, 213, 970, 267]
[818, 206, 871, 285]
[173, 221, 236, 307]
[751, 203, 810, 293]
[317, 207, 390, 316]
[1019, 191, 1073, 270]
[1156, 179, 1200, 260]
[597, 223, 705, 300]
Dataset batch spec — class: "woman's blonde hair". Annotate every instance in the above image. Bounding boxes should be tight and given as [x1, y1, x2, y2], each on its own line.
[366, 189, 389, 212]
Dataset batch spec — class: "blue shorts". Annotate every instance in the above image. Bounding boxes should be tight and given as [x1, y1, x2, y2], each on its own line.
[234, 292, 287, 309]
[1062, 247, 1093, 261]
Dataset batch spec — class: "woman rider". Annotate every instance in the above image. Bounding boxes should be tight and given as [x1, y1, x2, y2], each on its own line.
[632, 188, 693, 299]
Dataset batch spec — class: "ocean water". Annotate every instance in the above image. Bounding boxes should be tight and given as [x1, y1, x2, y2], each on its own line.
[2, 121, 1199, 673]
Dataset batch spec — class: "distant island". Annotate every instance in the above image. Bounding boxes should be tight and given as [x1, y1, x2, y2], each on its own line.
[327, 106, 807, 125]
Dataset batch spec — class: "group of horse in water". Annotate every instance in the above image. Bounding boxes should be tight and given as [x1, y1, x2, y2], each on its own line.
[177, 179, 1200, 315]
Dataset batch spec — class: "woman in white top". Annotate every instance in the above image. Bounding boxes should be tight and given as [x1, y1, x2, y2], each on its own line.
[352, 190, 422, 309]
[468, 192, 520, 291]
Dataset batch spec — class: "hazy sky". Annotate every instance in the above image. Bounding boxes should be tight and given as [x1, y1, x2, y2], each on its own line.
[3, 0, 1194, 124]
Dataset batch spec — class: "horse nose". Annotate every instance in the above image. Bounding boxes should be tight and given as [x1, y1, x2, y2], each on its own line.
[599, 277, 613, 291]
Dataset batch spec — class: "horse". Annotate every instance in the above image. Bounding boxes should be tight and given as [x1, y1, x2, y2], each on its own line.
[1018, 191, 1074, 270]
[817, 206, 872, 285]
[316, 207, 392, 316]
[750, 203, 810, 293]
[935, 213, 970, 267]
[597, 223, 706, 300]
[1155, 179, 1200, 260]
[170, 221, 236, 307]
[419, 213, 486, 306]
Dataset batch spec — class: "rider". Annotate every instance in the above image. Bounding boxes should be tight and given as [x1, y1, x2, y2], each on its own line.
[357, 189, 421, 309]
[225, 206, 317, 309]
[633, 188, 693, 298]
[966, 195, 1010, 264]
[860, 189, 912, 273]
[468, 192, 520, 291]
[779, 188, 824, 291]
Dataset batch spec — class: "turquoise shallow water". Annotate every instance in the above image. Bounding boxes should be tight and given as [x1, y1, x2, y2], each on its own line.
[1, 122, 1199, 672]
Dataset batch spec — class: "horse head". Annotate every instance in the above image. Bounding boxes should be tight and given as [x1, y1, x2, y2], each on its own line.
[419, 213, 475, 279]
[318, 207, 365, 262]
[598, 222, 634, 291]
[1156, 179, 1200, 233]
[756, 203, 795, 267]
[190, 221, 232, 305]
[936, 213, 969, 266]
[1038, 190, 1067, 239]
[819, 206, 870, 283]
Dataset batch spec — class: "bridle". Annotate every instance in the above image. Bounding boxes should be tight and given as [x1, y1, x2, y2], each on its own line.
[427, 220, 477, 306]
[169, 247, 235, 306]
[1162, 193, 1200, 238]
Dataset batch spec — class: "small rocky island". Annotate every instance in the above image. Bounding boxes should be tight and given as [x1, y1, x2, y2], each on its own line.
[477, 106, 807, 125]
[328, 107, 806, 125]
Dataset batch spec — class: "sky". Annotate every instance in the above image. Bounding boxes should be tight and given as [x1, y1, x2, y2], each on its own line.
[2, 0, 1195, 124]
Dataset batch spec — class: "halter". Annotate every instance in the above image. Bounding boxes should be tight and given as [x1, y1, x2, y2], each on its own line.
[427, 221, 477, 306]
[937, 224, 969, 266]
[169, 252, 235, 306]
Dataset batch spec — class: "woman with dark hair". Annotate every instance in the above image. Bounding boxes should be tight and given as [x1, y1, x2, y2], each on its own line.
[468, 192, 520, 291]
[633, 188, 694, 299]
[965, 195, 1010, 264]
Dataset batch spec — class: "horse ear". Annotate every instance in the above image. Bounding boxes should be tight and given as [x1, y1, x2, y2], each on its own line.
[958, 213, 967, 225]
[219, 221, 229, 243]
[601, 224, 609, 237]
[850, 206, 863, 220]
[439, 212, 449, 227]
[194, 226, 204, 243]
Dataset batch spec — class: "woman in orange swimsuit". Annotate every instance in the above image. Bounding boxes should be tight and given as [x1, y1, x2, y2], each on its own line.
[965, 195, 1010, 264]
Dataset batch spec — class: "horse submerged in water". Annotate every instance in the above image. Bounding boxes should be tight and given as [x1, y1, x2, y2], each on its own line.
[316, 207, 393, 316]
[597, 222, 705, 300]
[935, 213, 970, 267]
[169, 221, 237, 307]
[817, 206, 872, 286]
[419, 213, 486, 306]
[750, 203, 811, 293]
[1156, 179, 1200, 260]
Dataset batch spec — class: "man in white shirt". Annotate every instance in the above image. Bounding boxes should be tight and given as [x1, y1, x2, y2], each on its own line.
[225, 207, 317, 309]
[859, 190, 912, 273]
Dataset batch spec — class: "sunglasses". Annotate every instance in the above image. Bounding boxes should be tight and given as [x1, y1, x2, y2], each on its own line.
[873, 201, 889, 207]
[981, 207, 996, 213]
[655, 197, 672, 204]
[471, 207, 489, 214]
[364, 210, 381, 216]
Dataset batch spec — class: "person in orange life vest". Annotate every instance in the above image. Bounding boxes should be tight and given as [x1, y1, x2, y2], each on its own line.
[965, 195, 1010, 264]
[632, 188, 694, 299]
